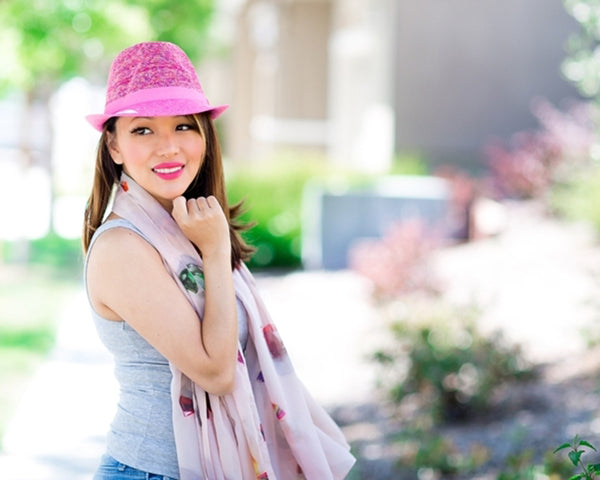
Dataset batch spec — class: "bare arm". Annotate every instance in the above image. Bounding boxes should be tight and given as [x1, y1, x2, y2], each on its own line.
[87, 197, 237, 395]
[172, 195, 238, 390]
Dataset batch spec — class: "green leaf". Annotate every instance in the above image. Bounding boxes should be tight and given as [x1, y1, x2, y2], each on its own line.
[569, 449, 584, 466]
[580, 440, 597, 451]
[568, 474, 584, 480]
[554, 442, 573, 453]
[589, 463, 600, 473]
[373, 351, 395, 364]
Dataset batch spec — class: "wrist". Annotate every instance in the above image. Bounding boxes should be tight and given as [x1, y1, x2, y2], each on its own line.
[201, 245, 232, 264]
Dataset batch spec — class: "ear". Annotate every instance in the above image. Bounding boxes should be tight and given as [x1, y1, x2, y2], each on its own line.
[106, 132, 123, 165]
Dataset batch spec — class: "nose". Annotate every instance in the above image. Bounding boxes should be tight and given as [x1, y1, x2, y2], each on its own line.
[156, 132, 180, 158]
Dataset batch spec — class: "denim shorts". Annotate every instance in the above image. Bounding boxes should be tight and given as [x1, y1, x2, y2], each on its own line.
[93, 454, 178, 480]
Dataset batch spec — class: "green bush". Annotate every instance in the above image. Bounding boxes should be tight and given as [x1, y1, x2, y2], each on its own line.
[395, 428, 489, 476]
[1, 233, 82, 273]
[373, 298, 534, 423]
[226, 151, 431, 270]
[390, 152, 431, 176]
[495, 449, 574, 480]
[226, 153, 429, 270]
[550, 164, 600, 233]
[226, 156, 324, 269]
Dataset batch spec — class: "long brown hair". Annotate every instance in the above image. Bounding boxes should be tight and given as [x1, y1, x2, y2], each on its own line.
[82, 113, 254, 269]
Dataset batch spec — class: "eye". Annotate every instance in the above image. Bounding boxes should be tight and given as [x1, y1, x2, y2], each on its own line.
[176, 123, 195, 132]
[130, 126, 151, 135]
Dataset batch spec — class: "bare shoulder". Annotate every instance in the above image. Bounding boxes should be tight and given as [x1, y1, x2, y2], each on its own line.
[87, 225, 165, 320]
[89, 225, 157, 261]
[88, 225, 165, 282]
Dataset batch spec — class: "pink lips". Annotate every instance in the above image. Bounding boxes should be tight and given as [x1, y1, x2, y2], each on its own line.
[152, 162, 184, 180]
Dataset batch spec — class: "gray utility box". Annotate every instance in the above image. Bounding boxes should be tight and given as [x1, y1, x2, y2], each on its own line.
[302, 176, 451, 270]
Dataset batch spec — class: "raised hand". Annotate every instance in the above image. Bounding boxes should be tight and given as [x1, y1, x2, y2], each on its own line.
[172, 196, 231, 259]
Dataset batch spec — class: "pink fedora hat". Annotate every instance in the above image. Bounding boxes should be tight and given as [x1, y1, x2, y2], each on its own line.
[86, 41, 228, 131]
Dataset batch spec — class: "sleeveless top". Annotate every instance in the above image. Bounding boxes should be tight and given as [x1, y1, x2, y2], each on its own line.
[85, 218, 249, 479]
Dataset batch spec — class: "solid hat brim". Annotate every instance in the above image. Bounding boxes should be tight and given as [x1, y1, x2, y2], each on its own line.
[85, 98, 229, 132]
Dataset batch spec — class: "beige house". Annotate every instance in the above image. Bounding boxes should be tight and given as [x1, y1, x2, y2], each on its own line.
[212, 0, 579, 173]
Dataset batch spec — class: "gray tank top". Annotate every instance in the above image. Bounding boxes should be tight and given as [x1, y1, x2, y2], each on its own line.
[85, 218, 248, 479]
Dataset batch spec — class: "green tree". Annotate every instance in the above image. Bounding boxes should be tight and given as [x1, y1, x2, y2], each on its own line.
[562, 0, 600, 99]
[0, 0, 215, 104]
[0, 0, 214, 235]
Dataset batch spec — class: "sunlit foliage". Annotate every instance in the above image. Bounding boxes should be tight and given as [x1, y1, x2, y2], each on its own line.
[0, 0, 215, 96]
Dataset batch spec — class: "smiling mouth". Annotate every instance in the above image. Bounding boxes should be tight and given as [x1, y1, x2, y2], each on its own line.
[153, 165, 183, 174]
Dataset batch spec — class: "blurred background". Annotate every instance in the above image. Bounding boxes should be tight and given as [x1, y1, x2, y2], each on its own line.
[4, 0, 600, 478]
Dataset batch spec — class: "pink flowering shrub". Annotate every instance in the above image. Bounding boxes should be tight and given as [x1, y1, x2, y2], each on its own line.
[348, 218, 441, 299]
[485, 99, 596, 199]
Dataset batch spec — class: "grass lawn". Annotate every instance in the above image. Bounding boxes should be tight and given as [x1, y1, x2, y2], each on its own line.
[0, 262, 81, 450]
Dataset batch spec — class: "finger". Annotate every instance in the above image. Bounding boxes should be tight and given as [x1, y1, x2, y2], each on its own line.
[172, 196, 188, 217]
[205, 197, 225, 215]
[186, 198, 202, 216]
[206, 196, 220, 209]
[193, 197, 210, 213]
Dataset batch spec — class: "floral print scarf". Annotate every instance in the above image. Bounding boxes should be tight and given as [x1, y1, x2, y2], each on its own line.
[112, 173, 355, 480]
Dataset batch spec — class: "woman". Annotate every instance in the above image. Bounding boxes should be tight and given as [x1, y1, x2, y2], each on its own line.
[83, 41, 355, 480]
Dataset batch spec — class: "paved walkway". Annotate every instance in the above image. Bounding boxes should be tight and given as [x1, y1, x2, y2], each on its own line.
[433, 200, 600, 364]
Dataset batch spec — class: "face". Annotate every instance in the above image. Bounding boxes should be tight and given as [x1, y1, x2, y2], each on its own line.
[108, 115, 206, 210]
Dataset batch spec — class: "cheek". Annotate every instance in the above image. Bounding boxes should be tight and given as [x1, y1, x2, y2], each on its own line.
[189, 139, 207, 165]
[118, 143, 147, 167]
